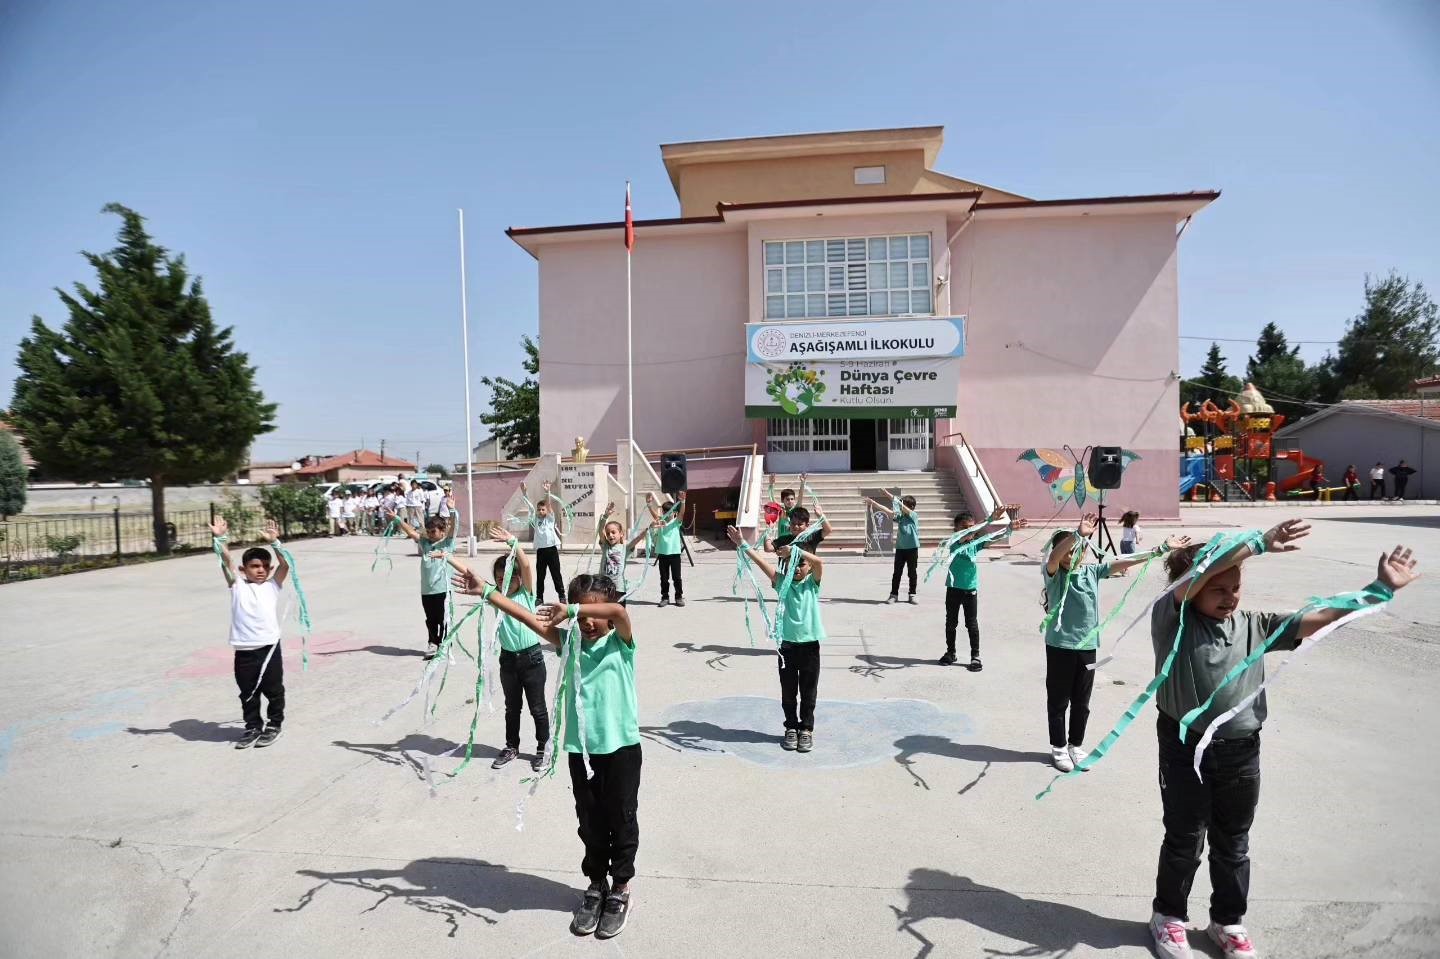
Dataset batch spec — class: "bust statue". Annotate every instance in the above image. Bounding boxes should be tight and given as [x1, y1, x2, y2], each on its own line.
[572, 435, 589, 464]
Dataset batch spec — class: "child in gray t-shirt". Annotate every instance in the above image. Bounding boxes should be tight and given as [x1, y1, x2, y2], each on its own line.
[1146, 520, 1420, 959]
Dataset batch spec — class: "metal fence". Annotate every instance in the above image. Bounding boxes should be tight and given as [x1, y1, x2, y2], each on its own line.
[0, 503, 326, 578]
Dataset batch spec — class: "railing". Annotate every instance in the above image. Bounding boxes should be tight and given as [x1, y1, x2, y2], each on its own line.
[454, 443, 757, 474]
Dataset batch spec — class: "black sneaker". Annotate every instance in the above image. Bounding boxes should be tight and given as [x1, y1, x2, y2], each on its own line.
[570, 880, 607, 936]
[797, 731, 814, 753]
[907, 594, 918, 605]
[968, 656, 983, 672]
[255, 726, 281, 748]
[423, 646, 439, 661]
[491, 746, 518, 769]
[886, 595, 898, 604]
[235, 727, 263, 749]
[782, 729, 798, 751]
[939, 651, 957, 666]
[530, 750, 546, 772]
[596, 890, 631, 939]
[674, 597, 686, 607]
[658, 597, 669, 608]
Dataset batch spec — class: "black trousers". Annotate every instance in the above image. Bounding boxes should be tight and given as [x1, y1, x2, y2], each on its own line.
[569, 743, 642, 885]
[778, 640, 820, 731]
[944, 587, 979, 656]
[1045, 645, 1096, 747]
[420, 591, 447, 647]
[1153, 713, 1261, 925]
[658, 553, 683, 600]
[1395, 479, 1409, 500]
[890, 547, 918, 597]
[234, 646, 284, 730]
[535, 545, 564, 604]
[499, 646, 550, 750]
[1369, 479, 1385, 499]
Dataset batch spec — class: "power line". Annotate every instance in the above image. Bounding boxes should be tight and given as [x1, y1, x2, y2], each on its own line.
[1180, 335, 1339, 345]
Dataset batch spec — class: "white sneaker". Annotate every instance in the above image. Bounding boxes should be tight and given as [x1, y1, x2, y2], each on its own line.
[1068, 744, 1090, 770]
[1206, 921, 1258, 958]
[1150, 912, 1192, 958]
[1050, 747, 1074, 772]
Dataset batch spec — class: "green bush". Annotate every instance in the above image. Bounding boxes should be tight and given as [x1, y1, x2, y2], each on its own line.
[44, 532, 84, 558]
[260, 484, 327, 535]
[219, 490, 258, 540]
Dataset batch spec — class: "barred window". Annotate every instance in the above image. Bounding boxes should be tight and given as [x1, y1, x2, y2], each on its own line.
[763, 234, 933, 320]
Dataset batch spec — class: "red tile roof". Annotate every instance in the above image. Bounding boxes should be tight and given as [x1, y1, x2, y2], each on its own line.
[292, 449, 417, 476]
[1414, 375, 1440, 391]
[1340, 399, 1440, 421]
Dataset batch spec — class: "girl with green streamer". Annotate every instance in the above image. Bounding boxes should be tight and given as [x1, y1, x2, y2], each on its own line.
[1140, 526, 1420, 959]
[481, 529, 550, 773]
[384, 496, 456, 660]
[925, 505, 1025, 670]
[727, 525, 826, 753]
[451, 569, 641, 942]
[596, 501, 656, 602]
[209, 517, 291, 749]
[1040, 514, 1191, 773]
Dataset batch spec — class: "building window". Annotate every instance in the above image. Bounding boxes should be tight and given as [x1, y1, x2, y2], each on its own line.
[888, 418, 933, 452]
[763, 234, 932, 320]
[854, 165, 886, 185]
[767, 418, 850, 454]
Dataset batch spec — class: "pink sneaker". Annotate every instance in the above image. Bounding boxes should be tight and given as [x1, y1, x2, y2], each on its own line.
[1149, 912, 1192, 958]
[1206, 921, 1258, 958]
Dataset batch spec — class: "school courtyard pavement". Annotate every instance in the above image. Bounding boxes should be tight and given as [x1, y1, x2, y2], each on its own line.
[0, 504, 1436, 959]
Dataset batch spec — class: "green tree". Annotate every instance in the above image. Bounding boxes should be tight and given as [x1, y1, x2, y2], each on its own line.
[1322, 272, 1440, 401]
[1244, 322, 1316, 419]
[424, 463, 450, 478]
[1182, 342, 1242, 406]
[478, 335, 540, 458]
[9, 204, 276, 553]
[0, 431, 27, 519]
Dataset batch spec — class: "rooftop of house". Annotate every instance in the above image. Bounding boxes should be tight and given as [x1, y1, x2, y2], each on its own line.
[292, 449, 418, 476]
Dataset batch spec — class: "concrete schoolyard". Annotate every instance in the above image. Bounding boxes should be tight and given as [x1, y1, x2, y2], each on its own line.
[0, 505, 1436, 958]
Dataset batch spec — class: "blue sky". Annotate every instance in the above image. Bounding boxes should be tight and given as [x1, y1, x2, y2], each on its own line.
[2, 1, 1436, 467]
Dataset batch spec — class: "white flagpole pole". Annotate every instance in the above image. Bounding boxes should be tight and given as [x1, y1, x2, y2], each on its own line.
[459, 208, 477, 557]
[626, 182, 635, 534]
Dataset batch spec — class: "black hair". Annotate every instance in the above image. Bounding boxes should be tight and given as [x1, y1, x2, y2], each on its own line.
[901, 495, 917, 509]
[953, 511, 974, 527]
[241, 547, 272, 567]
[1120, 510, 1140, 527]
[1165, 542, 1204, 582]
[424, 515, 448, 532]
[779, 488, 796, 500]
[773, 534, 795, 549]
[568, 573, 619, 603]
[788, 506, 811, 525]
[492, 555, 511, 583]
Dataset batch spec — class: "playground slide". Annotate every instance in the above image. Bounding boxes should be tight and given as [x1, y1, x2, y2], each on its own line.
[1179, 456, 1207, 496]
[1275, 451, 1325, 494]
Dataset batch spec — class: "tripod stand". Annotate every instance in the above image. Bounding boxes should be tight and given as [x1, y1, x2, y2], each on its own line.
[1089, 492, 1118, 558]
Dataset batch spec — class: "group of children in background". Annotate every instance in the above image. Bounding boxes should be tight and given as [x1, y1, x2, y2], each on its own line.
[215, 480, 1421, 956]
[325, 480, 451, 537]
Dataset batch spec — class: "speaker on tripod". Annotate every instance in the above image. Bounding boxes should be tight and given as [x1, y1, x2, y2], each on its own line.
[660, 453, 688, 495]
[1088, 446, 1124, 490]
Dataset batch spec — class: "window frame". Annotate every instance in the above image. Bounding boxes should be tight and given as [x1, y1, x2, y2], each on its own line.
[763, 233, 934, 321]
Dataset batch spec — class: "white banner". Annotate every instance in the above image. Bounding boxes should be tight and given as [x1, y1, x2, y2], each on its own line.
[744, 357, 957, 419]
[746, 317, 965, 363]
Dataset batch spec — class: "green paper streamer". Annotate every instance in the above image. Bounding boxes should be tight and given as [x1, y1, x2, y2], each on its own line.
[371, 519, 399, 573]
[271, 541, 311, 670]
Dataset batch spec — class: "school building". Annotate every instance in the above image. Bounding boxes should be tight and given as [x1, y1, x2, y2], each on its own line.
[505, 126, 1217, 530]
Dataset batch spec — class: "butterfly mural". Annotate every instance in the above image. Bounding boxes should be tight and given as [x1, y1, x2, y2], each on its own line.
[1017, 448, 1142, 507]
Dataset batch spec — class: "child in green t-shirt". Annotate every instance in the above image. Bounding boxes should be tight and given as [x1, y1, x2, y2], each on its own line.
[389, 500, 455, 660]
[1043, 514, 1188, 772]
[645, 490, 686, 607]
[485, 530, 548, 772]
[1145, 524, 1418, 959]
[451, 566, 640, 942]
[866, 494, 920, 603]
[728, 527, 826, 753]
[939, 506, 1027, 671]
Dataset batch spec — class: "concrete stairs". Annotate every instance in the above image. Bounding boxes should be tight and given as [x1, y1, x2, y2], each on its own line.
[765, 470, 969, 548]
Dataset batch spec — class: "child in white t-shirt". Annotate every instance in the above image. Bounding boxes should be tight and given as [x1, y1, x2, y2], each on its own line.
[211, 516, 290, 749]
[1120, 511, 1143, 554]
[341, 492, 358, 534]
[326, 495, 344, 536]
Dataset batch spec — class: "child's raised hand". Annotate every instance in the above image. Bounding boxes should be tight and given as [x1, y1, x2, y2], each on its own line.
[542, 480, 553, 493]
[1164, 534, 1192, 551]
[210, 517, 229, 537]
[536, 603, 570, 626]
[1078, 513, 1098, 536]
[725, 525, 742, 546]
[444, 495, 455, 509]
[1264, 519, 1310, 553]
[489, 527, 514, 544]
[260, 518, 280, 543]
[1377, 545, 1420, 592]
[450, 568, 482, 594]
[603, 501, 615, 516]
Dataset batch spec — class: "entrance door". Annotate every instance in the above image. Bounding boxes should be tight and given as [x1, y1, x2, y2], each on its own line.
[850, 420, 877, 471]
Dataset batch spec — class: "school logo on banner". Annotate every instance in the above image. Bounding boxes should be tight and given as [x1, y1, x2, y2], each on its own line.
[765, 365, 826, 415]
[754, 327, 789, 360]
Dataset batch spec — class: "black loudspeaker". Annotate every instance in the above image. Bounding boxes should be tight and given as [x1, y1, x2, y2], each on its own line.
[1088, 446, 1124, 490]
[661, 453, 688, 494]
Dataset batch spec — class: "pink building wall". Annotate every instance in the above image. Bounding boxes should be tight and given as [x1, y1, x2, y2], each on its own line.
[527, 207, 1185, 524]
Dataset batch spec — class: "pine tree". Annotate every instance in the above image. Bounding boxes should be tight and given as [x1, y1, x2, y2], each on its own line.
[9, 204, 275, 552]
[1183, 342, 1243, 406]
[1245, 323, 1315, 418]
[478, 335, 540, 458]
[1325, 272, 1440, 400]
[0, 431, 26, 519]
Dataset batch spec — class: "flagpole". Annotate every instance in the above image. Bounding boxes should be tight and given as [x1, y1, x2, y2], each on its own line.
[459, 208, 477, 557]
[625, 181, 635, 535]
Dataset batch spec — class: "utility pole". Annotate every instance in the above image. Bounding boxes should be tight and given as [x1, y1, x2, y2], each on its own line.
[416, 450, 421, 473]
[380, 439, 386, 461]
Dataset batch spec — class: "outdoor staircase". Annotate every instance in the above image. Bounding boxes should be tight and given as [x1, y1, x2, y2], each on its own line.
[765, 470, 970, 548]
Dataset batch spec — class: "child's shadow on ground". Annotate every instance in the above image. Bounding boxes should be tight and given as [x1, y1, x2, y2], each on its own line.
[674, 642, 774, 657]
[316, 645, 426, 658]
[333, 735, 500, 779]
[640, 720, 784, 753]
[126, 720, 241, 743]
[893, 735, 1051, 795]
[278, 858, 577, 937]
[893, 867, 1142, 958]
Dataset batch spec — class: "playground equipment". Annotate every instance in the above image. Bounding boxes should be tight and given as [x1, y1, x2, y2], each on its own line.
[1179, 383, 1327, 502]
